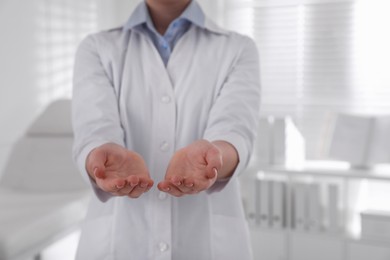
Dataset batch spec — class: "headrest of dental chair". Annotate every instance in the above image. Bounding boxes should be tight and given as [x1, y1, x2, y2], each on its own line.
[26, 99, 73, 137]
[0, 99, 87, 192]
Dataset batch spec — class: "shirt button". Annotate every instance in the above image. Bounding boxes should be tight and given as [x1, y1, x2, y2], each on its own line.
[159, 242, 169, 252]
[161, 42, 169, 49]
[160, 141, 169, 152]
[161, 95, 171, 104]
[158, 192, 167, 200]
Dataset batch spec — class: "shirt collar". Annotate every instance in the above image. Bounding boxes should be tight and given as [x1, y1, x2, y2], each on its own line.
[124, 0, 205, 31]
[179, 0, 205, 29]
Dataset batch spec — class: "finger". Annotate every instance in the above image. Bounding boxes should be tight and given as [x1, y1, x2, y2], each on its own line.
[184, 178, 195, 188]
[157, 180, 171, 192]
[172, 177, 195, 194]
[94, 176, 127, 194]
[174, 185, 194, 194]
[205, 146, 222, 173]
[139, 176, 154, 189]
[109, 180, 128, 194]
[128, 182, 151, 198]
[183, 178, 198, 194]
[170, 176, 183, 186]
[158, 180, 184, 197]
[165, 183, 184, 197]
[115, 183, 135, 196]
[116, 176, 145, 196]
[128, 186, 144, 198]
[115, 179, 126, 189]
[127, 175, 140, 186]
[95, 178, 119, 193]
[126, 176, 153, 198]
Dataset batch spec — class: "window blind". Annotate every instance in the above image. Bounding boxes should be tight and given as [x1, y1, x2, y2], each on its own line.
[224, 0, 390, 159]
[36, 0, 98, 105]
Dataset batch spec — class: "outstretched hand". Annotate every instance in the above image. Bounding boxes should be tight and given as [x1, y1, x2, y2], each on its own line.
[86, 143, 154, 198]
[157, 140, 223, 197]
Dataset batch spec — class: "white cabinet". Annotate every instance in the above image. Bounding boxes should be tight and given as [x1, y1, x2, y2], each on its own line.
[290, 233, 344, 260]
[251, 229, 344, 260]
[348, 241, 390, 260]
[244, 161, 390, 260]
[251, 227, 287, 260]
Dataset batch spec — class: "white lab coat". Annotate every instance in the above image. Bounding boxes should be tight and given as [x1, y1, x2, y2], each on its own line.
[72, 16, 260, 260]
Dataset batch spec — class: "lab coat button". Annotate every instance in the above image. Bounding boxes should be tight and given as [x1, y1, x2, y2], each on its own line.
[158, 192, 167, 200]
[161, 95, 171, 104]
[158, 242, 169, 252]
[160, 141, 169, 152]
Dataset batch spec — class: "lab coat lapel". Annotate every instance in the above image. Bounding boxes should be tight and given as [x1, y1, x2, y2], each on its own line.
[166, 25, 196, 88]
[141, 34, 174, 91]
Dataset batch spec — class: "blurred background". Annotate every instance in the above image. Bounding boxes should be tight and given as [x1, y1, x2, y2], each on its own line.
[1, 0, 390, 259]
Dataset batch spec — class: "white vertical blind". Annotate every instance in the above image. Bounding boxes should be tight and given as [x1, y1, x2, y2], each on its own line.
[225, 0, 390, 159]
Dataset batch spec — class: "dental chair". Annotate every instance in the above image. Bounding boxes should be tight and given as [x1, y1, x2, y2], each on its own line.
[0, 99, 90, 260]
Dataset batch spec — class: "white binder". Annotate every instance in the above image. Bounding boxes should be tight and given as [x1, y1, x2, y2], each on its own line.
[293, 182, 307, 231]
[307, 183, 322, 232]
[270, 180, 286, 229]
[255, 178, 262, 225]
[328, 184, 340, 233]
[257, 179, 271, 228]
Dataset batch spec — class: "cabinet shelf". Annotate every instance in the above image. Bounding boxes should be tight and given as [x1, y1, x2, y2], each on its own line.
[257, 160, 390, 181]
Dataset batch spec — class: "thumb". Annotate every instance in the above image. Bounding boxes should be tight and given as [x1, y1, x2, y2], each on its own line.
[87, 147, 107, 180]
[205, 146, 222, 179]
[93, 166, 106, 180]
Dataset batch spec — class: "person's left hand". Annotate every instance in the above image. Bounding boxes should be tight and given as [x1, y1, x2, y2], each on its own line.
[157, 140, 222, 197]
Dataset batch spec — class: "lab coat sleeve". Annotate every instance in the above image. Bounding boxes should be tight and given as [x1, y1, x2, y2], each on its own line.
[204, 36, 261, 193]
[72, 34, 125, 202]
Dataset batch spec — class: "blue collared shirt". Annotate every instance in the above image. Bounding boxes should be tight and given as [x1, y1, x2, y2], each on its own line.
[124, 0, 205, 65]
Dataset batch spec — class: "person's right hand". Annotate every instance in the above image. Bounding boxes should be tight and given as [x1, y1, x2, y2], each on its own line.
[86, 143, 154, 198]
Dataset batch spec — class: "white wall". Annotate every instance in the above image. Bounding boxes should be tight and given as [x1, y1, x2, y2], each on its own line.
[114, 0, 142, 27]
[0, 0, 39, 174]
[96, 0, 139, 30]
[197, 0, 225, 26]
[0, 0, 39, 140]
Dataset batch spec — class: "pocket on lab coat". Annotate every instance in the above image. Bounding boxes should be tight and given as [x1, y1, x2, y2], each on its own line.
[75, 215, 114, 260]
[212, 214, 253, 260]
